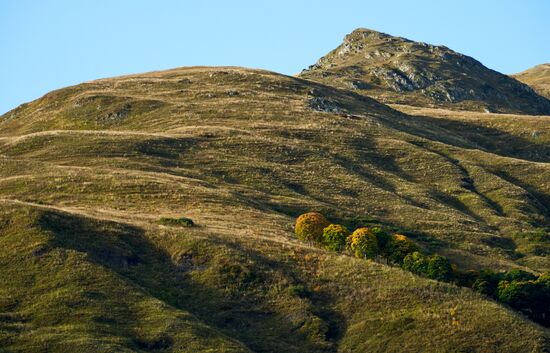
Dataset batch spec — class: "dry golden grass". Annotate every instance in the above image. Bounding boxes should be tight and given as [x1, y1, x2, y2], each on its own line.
[0, 66, 549, 351]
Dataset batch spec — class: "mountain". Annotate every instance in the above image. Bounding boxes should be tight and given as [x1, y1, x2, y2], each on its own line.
[514, 63, 550, 99]
[299, 28, 550, 115]
[1, 66, 550, 352]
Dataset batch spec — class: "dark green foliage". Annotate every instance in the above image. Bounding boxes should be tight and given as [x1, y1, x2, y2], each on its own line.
[402, 252, 428, 275]
[501, 269, 537, 282]
[385, 234, 419, 264]
[426, 255, 453, 281]
[496, 273, 550, 326]
[322, 224, 350, 252]
[371, 227, 390, 252]
[159, 216, 195, 227]
[402, 252, 453, 281]
[287, 284, 311, 298]
[453, 270, 481, 288]
[468, 269, 550, 326]
[472, 270, 502, 297]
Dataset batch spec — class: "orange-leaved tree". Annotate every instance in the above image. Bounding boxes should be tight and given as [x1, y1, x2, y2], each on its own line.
[346, 227, 379, 259]
[295, 212, 330, 244]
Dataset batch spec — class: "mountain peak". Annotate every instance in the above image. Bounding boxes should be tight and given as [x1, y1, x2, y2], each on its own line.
[300, 29, 550, 115]
[346, 27, 393, 39]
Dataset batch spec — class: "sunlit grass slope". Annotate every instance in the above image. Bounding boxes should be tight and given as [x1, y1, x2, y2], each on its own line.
[0, 66, 549, 351]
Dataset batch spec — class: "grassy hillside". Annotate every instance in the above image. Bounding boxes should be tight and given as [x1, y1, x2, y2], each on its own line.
[514, 64, 550, 99]
[1, 67, 549, 351]
[299, 29, 550, 115]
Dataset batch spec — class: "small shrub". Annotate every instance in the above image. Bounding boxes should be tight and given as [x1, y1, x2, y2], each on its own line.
[295, 212, 330, 244]
[371, 227, 391, 252]
[347, 227, 379, 259]
[218, 262, 258, 287]
[501, 269, 537, 282]
[426, 255, 453, 281]
[402, 251, 428, 275]
[472, 270, 502, 297]
[403, 252, 453, 281]
[386, 234, 418, 264]
[287, 284, 311, 298]
[159, 217, 194, 227]
[322, 224, 350, 252]
[496, 277, 549, 325]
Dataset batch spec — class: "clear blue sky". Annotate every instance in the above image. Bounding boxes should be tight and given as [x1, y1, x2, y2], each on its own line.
[1, 0, 549, 114]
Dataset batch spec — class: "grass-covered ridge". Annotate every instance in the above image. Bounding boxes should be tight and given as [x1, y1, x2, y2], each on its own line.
[0, 66, 549, 351]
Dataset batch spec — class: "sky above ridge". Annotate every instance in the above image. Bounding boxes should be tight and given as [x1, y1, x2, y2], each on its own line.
[1, 0, 549, 114]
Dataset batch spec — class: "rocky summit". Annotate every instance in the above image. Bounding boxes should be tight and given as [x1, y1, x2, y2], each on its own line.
[300, 28, 550, 115]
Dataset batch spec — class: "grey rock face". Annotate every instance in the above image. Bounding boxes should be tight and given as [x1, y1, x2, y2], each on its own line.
[299, 28, 550, 114]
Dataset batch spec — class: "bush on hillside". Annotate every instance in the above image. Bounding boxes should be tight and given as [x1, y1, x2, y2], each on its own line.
[347, 228, 379, 259]
[160, 216, 194, 227]
[402, 252, 428, 275]
[426, 255, 453, 281]
[386, 234, 419, 264]
[501, 269, 537, 282]
[371, 227, 391, 251]
[295, 212, 330, 244]
[496, 274, 550, 326]
[402, 252, 453, 281]
[322, 224, 350, 252]
[472, 270, 502, 297]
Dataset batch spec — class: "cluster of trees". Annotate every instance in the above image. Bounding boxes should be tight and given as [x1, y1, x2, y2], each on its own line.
[294, 212, 450, 280]
[295, 212, 550, 327]
[466, 269, 550, 326]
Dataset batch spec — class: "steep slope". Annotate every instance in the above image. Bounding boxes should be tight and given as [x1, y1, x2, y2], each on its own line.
[1, 67, 550, 351]
[299, 28, 550, 114]
[514, 63, 550, 99]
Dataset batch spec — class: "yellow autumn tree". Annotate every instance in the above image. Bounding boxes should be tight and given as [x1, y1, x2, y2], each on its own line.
[295, 212, 330, 244]
[346, 227, 379, 259]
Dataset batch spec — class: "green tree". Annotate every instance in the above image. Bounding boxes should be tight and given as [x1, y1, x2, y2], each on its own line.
[426, 255, 453, 281]
[501, 269, 536, 282]
[386, 234, 418, 264]
[371, 227, 390, 252]
[496, 273, 550, 326]
[472, 270, 503, 297]
[322, 224, 350, 252]
[403, 252, 453, 281]
[402, 251, 428, 275]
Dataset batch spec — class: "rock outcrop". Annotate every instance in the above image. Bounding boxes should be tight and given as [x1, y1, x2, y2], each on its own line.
[300, 28, 550, 115]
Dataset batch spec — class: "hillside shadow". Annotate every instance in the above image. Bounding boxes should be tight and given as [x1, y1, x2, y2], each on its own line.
[38, 210, 345, 353]
[491, 170, 550, 227]
[381, 112, 550, 163]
